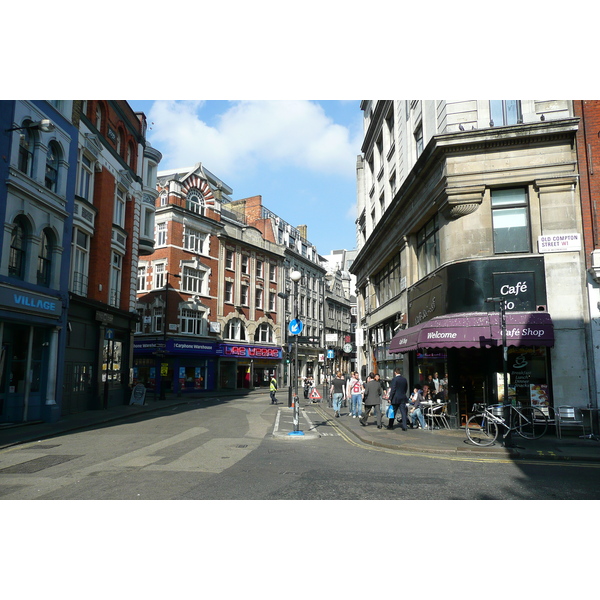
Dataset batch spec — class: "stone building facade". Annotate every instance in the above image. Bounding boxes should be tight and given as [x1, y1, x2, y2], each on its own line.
[352, 100, 589, 423]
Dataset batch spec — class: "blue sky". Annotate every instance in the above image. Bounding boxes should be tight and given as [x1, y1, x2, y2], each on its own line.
[128, 100, 364, 254]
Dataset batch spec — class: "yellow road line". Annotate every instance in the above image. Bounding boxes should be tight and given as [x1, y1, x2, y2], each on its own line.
[312, 406, 600, 468]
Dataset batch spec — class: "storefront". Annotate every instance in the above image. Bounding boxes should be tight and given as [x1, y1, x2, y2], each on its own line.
[133, 338, 217, 396]
[389, 257, 555, 425]
[217, 343, 282, 390]
[0, 284, 65, 423]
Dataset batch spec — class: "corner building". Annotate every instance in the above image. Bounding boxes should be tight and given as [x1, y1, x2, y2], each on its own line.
[352, 100, 589, 424]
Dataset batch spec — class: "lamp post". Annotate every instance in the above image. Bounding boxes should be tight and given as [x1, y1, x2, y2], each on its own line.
[290, 270, 302, 433]
[159, 272, 180, 400]
[486, 296, 513, 447]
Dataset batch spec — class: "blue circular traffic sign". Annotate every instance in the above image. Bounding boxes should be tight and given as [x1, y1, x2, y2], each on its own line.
[289, 319, 304, 335]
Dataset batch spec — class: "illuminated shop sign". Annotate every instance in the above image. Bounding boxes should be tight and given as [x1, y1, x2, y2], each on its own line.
[218, 344, 282, 359]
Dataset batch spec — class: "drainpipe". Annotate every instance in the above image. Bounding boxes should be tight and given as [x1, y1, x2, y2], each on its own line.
[22, 325, 34, 422]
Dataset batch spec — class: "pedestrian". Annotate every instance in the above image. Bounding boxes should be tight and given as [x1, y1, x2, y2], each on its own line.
[387, 367, 409, 430]
[330, 371, 347, 417]
[346, 371, 364, 418]
[270, 375, 278, 404]
[360, 372, 383, 428]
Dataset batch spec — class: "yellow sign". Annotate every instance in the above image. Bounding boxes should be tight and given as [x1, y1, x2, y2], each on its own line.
[161, 363, 168, 376]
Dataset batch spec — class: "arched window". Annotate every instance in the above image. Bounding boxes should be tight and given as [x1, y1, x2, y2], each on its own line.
[116, 129, 122, 155]
[9, 218, 27, 279]
[225, 318, 246, 341]
[45, 141, 60, 191]
[254, 323, 274, 344]
[126, 142, 134, 167]
[18, 122, 34, 176]
[37, 228, 54, 286]
[187, 189, 205, 216]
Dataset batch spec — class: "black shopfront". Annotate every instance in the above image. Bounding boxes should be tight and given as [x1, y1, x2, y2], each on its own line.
[389, 256, 554, 426]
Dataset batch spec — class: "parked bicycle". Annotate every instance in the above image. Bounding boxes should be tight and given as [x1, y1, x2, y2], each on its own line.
[465, 403, 548, 447]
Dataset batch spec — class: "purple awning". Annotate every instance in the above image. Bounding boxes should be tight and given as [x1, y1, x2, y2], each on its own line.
[389, 312, 554, 353]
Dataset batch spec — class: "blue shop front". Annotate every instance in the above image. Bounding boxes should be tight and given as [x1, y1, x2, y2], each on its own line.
[133, 338, 282, 394]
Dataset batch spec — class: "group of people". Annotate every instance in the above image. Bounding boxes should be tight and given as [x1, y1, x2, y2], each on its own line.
[328, 368, 448, 431]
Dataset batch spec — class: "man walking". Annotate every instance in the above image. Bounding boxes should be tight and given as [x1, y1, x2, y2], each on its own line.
[330, 371, 347, 417]
[360, 372, 383, 428]
[346, 371, 364, 419]
[387, 367, 409, 430]
[270, 375, 278, 404]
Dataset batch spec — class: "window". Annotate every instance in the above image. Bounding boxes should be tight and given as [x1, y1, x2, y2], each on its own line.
[225, 318, 246, 341]
[156, 222, 167, 246]
[241, 284, 249, 306]
[126, 142, 134, 167]
[152, 307, 163, 333]
[71, 228, 89, 295]
[95, 104, 103, 130]
[182, 266, 205, 294]
[226, 250, 234, 269]
[187, 189, 205, 215]
[491, 188, 530, 254]
[9, 219, 27, 279]
[18, 124, 34, 176]
[160, 191, 168, 206]
[490, 101, 522, 127]
[225, 281, 233, 303]
[373, 254, 401, 307]
[180, 308, 205, 335]
[78, 154, 93, 201]
[256, 288, 263, 309]
[114, 187, 125, 227]
[110, 252, 122, 307]
[184, 227, 206, 254]
[37, 229, 53, 286]
[256, 260, 263, 279]
[269, 291, 276, 312]
[415, 123, 423, 158]
[241, 255, 249, 274]
[269, 263, 276, 282]
[417, 215, 440, 279]
[137, 266, 147, 291]
[45, 142, 60, 191]
[254, 323, 274, 344]
[154, 263, 165, 289]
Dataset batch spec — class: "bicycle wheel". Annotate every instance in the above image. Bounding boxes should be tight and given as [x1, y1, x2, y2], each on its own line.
[465, 414, 499, 446]
[513, 406, 547, 439]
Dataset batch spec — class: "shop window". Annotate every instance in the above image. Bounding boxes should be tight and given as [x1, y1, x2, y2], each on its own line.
[102, 339, 122, 385]
[491, 188, 530, 254]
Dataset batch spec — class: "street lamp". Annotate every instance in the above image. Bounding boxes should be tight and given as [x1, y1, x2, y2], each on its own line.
[486, 296, 513, 447]
[290, 269, 302, 434]
[159, 272, 180, 400]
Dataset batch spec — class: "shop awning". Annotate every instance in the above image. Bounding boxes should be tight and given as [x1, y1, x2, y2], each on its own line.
[389, 311, 554, 353]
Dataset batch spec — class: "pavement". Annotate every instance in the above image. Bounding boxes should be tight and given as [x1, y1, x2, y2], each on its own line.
[2, 390, 600, 463]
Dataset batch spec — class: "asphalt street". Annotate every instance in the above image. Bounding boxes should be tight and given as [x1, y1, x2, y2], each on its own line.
[1, 392, 599, 500]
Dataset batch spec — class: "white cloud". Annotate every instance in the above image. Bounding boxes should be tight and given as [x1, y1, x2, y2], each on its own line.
[149, 100, 360, 178]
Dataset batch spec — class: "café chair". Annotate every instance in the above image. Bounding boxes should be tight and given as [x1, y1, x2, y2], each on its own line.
[535, 405, 557, 435]
[426, 403, 449, 430]
[556, 405, 586, 439]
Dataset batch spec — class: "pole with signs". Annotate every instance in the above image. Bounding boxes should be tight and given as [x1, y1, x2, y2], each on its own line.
[289, 270, 303, 435]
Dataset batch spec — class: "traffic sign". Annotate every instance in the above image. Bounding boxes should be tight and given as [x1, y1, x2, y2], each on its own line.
[309, 387, 322, 400]
[327, 349, 334, 359]
[289, 319, 304, 335]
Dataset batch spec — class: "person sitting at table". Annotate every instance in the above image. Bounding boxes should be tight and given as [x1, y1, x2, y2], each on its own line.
[409, 385, 427, 430]
[422, 384, 435, 402]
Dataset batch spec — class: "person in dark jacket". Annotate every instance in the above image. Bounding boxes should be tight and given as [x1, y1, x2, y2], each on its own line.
[387, 367, 409, 430]
[360, 373, 383, 428]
